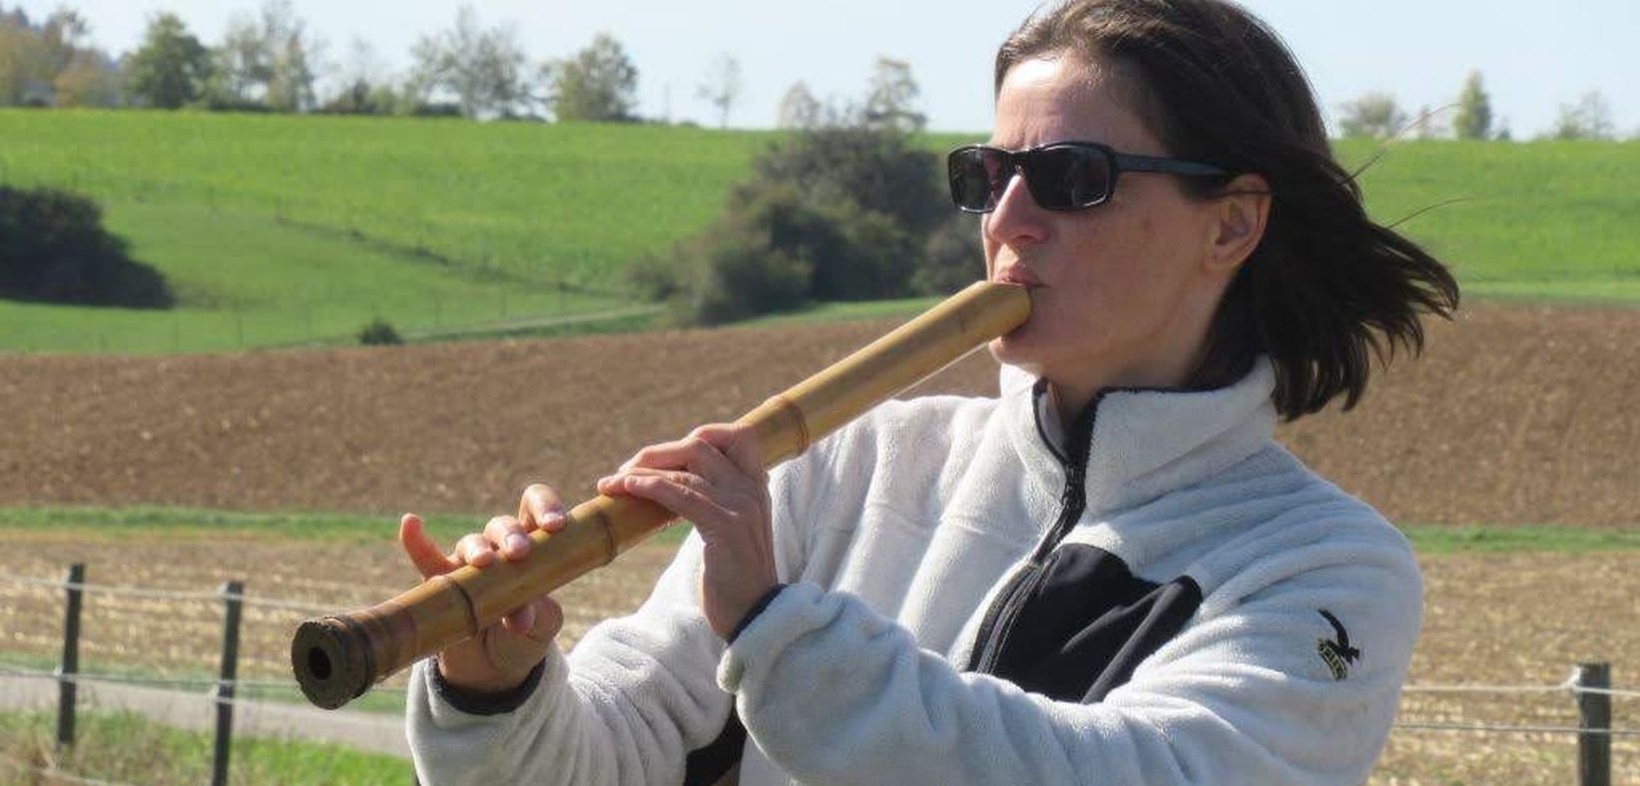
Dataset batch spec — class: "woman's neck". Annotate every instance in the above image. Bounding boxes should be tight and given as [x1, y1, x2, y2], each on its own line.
[1047, 381, 1092, 426]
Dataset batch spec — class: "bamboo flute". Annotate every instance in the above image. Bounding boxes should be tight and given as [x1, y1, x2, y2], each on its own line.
[290, 280, 1031, 710]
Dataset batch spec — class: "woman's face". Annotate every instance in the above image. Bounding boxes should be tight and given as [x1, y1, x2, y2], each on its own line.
[985, 54, 1237, 407]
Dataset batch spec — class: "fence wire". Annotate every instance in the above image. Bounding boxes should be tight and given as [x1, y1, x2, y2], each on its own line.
[1404, 677, 1640, 700]
[6, 568, 1639, 704]
[4, 569, 1636, 785]
[1394, 721, 1640, 738]
[0, 574, 338, 615]
[0, 666, 408, 696]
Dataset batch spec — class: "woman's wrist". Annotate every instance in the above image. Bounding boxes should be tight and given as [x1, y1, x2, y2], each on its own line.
[431, 656, 547, 716]
[727, 584, 787, 644]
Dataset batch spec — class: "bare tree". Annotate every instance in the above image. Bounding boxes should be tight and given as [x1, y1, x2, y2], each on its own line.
[212, 12, 268, 104]
[334, 37, 385, 91]
[262, 0, 324, 112]
[411, 6, 530, 118]
[1337, 91, 1407, 139]
[204, 1, 322, 112]
[776, 81, 822, 129]
[862, 56, 924, 132]
[318, 37, 400, 114]
[1549, 91, 1615, 140]
[695, 53, 741, 129]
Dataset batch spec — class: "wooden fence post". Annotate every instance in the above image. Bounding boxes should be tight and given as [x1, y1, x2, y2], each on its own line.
[1575, 661, 1611, 786]
[212, 580, 245, 786]
[56, 563, 85, 749]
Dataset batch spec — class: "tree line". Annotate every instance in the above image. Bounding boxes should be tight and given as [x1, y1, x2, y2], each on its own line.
[1336, 70, 1626, 142]
[2, 0, 958, 327]
[0, 2, 655, 121]
[4, 4, 1632, 138]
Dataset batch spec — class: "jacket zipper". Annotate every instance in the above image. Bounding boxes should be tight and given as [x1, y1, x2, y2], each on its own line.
[968, 391, 1102, 675]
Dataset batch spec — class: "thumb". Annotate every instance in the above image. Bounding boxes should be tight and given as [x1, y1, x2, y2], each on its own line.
[694, 423, 766, 480]
[399, 514, 456, 579]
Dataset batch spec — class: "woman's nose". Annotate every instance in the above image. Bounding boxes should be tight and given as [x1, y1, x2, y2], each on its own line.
[984, 172, 1049, 246]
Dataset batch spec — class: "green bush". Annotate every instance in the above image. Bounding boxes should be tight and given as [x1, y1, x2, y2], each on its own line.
[670, 222, 811, 326]
[357, 318, 403, 345]
[0, 186, 174, 308]
[914, 214, 987, 295]
[637, 123, 950, 324]
[624, 249, 684, 302]
[748, 126, 945, 237]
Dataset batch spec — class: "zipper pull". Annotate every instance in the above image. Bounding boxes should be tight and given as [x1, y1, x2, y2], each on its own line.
[1062, 465, 1085, 504]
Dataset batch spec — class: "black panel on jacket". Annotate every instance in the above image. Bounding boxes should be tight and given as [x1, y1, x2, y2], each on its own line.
[988, 544, 1203, 703]
[684, 710, 746, 786]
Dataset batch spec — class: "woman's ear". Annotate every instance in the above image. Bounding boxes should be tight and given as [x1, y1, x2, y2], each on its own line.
[1206, 173, 1271, 274]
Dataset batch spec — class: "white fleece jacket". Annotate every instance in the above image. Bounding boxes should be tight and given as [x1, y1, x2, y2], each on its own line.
[407, 359, 1422, 785]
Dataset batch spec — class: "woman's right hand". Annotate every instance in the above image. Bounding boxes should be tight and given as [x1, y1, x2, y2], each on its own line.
[398, 483, 569, 694]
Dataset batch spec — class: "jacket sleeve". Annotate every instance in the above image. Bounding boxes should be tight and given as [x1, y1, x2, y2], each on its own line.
[402, 424, 842, 786]
[405, 532, 733, 786]
[718, 532, 1422, 786]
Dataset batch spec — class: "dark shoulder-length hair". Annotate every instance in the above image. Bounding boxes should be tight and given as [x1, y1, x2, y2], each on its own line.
[996, 0, 1460, 420]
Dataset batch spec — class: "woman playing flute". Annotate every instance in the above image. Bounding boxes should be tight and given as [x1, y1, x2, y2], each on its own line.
[400, 0, 1458, 783]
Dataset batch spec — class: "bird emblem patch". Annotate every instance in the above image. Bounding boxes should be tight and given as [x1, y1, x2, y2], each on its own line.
[1316, 610, 1361, 681]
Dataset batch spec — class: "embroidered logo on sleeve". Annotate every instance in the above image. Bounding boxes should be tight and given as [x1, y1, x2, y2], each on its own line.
[1316, 610, 1361, 681]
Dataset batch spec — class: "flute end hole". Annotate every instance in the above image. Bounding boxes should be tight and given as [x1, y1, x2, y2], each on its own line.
[307, 647, 333, 681]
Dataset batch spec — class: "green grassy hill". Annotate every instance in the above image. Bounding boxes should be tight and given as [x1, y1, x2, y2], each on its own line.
[1339, 138, 1640, 303]
[0, 111, 774, 352]
[0, 110, 1635, 353]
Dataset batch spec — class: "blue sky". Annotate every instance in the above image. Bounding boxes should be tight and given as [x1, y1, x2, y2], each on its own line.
[15, 0, 1638, 137]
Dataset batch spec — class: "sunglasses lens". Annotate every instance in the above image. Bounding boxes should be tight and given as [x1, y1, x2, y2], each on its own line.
[948, 145, 1115, 213]
[1027, 146, 1111, 210]
[949, 148, 1009, 212]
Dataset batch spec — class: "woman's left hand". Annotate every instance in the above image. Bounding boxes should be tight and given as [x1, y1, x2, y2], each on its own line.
[597, 423, 777, 640]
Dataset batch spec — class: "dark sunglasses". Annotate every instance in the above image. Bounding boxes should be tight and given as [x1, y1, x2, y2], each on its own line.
[947, 141, 1231, 213]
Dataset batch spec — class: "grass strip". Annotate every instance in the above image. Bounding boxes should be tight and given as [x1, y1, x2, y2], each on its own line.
[1400, 524, 1640, 554]
[0, 505, 695, 546]
[0, 709, 408, 785]
[3, 507, 1635, 553]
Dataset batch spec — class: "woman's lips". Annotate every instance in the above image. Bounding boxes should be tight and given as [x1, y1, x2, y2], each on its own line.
[994, 268, 1042, 289]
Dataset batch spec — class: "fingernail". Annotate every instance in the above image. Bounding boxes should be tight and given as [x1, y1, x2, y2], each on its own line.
[506, 532, 530, 554]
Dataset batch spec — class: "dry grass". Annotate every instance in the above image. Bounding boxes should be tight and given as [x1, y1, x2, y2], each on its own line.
[2, 534, 1635, 784]
[1371, 552, 1640, 785]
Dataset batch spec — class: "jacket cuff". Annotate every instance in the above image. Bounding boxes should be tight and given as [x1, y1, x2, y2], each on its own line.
[428, 657, 546, 716]
[720, 582, 861, 695]
[728, 584, 788, 644]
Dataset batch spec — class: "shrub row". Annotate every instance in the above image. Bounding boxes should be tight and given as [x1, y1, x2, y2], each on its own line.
[628, 127, 985, 325]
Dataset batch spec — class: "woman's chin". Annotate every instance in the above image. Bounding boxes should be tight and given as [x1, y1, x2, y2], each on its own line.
[988, 335, 1044, 376]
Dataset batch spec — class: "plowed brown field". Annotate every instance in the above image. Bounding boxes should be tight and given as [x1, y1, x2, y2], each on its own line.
[2, 300, 1638, 784]
[1, 301, 1635, 525]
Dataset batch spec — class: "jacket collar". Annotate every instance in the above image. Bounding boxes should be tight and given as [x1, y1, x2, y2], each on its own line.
[1000, 359, 1277, 518]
